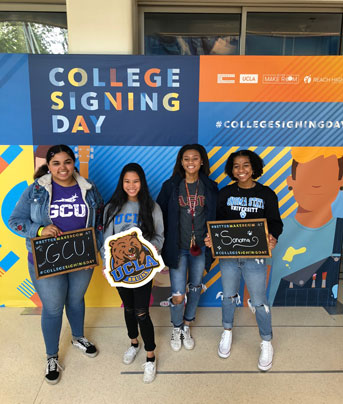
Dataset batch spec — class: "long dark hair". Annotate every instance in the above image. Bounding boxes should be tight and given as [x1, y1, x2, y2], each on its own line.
[34, 144, 76, 179]
[172, 144, 210, 177]
[104, 163, 156, 240]
[225, 149, 264, 181]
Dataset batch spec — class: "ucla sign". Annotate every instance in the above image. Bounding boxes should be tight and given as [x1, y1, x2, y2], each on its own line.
[103, 227, 165, 288]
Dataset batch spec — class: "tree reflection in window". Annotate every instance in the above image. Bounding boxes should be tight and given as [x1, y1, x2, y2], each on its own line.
[0, 12, 68, 54]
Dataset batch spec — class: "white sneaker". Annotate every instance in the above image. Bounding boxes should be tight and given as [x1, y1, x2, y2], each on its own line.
[142, 360, 156, 383]
[218, 330, 232, 358]
[182, 325, 195, 350]
[170, 327, 182, 351]
[258, 340, 273, 371]
[123, 345, 140, 365]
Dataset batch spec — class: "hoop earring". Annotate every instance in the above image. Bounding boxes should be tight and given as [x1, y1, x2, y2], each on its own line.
[288, 186, 293, 191]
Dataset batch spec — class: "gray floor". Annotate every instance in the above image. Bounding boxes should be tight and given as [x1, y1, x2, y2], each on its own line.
[1, 306, 343, 404]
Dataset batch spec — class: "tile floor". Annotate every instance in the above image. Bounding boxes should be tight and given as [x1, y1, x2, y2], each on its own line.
[1, 306, 343, 404]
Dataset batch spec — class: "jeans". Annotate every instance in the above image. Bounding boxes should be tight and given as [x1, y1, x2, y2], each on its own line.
[219, 258, 272, 341]
[117, 280, 155, 352]
[169, 247, 206, 327]
[28, 262, 94, 357]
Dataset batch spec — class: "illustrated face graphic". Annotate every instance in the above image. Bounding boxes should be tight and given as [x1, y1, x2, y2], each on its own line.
[181, 149, 203, 177]
[123, 171, 141, 201]
[232, 155, 254, 187]
[48, 151, 75, 185]
[287, 155, 343, 213]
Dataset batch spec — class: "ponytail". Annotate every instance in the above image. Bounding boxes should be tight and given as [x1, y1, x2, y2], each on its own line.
[34, 164, 49, 179]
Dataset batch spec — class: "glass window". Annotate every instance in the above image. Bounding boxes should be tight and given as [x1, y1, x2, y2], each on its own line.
[0, 11, 68, 54]
[246, 13, 341, 55]
[144, 13, 240, 55]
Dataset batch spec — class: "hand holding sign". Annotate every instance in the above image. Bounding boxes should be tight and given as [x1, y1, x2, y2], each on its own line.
[268, 234, 277, 250]
[40, 224, 62, 238]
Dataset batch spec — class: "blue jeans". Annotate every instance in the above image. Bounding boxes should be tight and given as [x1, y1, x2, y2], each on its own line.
[169, 247, 206, 327]
[219, 258, 272, 341]
[28, 262, 94, 356]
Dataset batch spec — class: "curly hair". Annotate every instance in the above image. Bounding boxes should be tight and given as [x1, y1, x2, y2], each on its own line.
[225, 150, 264, 181]
[172, 144, 210, 177]
[104, 163, 156, 241]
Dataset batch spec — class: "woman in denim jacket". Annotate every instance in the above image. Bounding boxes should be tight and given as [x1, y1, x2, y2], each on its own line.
[9, 145, 103, 385]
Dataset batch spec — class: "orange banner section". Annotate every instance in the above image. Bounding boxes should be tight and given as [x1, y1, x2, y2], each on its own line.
[199, 56, 343, 102]
[0, 156, 9, 174]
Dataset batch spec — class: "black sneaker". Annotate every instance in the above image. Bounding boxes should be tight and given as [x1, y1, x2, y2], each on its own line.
[72, 337, 98, 357]
[45, 356, 63, 384]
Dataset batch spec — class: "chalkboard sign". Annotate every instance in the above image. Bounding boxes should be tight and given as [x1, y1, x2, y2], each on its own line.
[207, 219, 271, 258]
[31, 227, 98, 279]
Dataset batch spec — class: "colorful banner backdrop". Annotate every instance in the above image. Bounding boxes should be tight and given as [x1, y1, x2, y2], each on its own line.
[199, 56, 343, 146]
[29, 55, 198, 145]
[1, 54, 342, 308]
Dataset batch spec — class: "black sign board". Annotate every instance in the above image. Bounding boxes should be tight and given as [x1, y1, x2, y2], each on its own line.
[31, 227, 98, 279]
[207, 219, 271, 258]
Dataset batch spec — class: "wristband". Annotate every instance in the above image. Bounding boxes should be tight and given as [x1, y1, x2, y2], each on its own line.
[37, 226, 44, 237]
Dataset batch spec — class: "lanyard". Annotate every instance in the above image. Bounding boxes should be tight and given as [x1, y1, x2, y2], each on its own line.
[185, 179, 199, 236]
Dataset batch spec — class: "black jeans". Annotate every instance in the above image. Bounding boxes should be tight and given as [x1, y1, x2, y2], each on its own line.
[117, 280, 156, 352]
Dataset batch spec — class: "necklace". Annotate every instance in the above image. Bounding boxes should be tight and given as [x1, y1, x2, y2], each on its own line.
[185, 180, 199, 216]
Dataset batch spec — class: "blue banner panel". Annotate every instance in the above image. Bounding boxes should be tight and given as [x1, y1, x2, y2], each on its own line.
[0, 54, 32, 144]
[28, 55, 199, 146]
[199, 102, 343, 146]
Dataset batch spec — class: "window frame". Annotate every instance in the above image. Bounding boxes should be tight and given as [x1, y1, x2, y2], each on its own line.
[0, 2, 68, 54]
[138, 3, 343, 55]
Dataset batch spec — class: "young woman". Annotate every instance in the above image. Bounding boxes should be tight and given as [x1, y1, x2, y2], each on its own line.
[205, 150, 283, 371]
[157, 144, 218, 351]
[9, 144, 104, 385]
[103, 163, 164, 383]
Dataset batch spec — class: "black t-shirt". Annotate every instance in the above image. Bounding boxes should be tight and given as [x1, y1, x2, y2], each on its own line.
[216, 182, 283, 239]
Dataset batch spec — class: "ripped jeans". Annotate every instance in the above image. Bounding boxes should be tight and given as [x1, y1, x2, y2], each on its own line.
[117, 280, 156, 352]
[169, 247, 206, 327]
[219, 258, 272, 341]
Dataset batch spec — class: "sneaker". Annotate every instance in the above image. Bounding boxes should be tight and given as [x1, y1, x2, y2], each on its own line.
[170, 327, 182, 351]
[218, 330, 232, 358]
[45, 356, 63, 385]
[72, 337, 98, 358]
[182, 325, 195, 350]
[258, 340, 273, 371]
[142, 360, 156, 383]
[123, 345, 140, 365]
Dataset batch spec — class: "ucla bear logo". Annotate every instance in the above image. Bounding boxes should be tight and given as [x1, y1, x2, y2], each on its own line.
[104, 227, 165, 288]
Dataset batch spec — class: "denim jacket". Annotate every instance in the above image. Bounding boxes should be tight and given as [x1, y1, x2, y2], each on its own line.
[9, 172, 104, 252]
